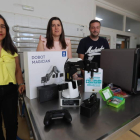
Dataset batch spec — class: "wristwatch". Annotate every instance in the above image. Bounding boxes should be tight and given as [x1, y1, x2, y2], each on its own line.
[19, 83, 25, 86]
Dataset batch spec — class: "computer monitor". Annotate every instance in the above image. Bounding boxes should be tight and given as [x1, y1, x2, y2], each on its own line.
[100, 48, 140, 94]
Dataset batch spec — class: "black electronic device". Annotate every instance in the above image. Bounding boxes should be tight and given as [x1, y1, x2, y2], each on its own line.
[83, 93, 97, 107]
[37, 84, 58, 103]
[62, 100, 79, 105]
[64, 59, 98, 82]
[58, 58, 98, 100]
[80, 93, 100, 117]
[44, 109, 72, 126]
[101, 48, 140, 94]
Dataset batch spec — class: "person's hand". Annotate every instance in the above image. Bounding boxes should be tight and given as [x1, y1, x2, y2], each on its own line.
[39, 35, 46, 43]
[18, 85, 25, 94]
[72, 73, 83, 80]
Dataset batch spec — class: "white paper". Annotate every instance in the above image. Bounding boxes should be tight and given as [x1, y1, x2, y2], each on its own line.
[102, 89, 111, 100]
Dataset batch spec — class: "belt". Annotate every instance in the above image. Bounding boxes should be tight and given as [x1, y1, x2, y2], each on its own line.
[0, 82, 15, 87]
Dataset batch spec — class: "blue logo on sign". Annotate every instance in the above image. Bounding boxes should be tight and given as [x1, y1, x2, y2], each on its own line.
[62, 51, 66, 57]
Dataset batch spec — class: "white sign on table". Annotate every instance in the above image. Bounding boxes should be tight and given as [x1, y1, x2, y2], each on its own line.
[84, 68, 103, 93]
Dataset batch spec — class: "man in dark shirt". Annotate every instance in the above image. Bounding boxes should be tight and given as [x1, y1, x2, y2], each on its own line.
[77, 20, 110, 69]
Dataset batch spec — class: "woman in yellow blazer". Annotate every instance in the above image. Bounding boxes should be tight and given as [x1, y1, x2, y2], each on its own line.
[0, 15, 25, 140]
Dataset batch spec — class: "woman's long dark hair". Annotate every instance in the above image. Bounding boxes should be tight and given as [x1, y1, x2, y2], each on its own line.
[0, 15, 17, 55]
[46, 17, 67, 49]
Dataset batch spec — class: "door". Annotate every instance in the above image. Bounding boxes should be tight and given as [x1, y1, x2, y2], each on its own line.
[116, 35, 130, 49]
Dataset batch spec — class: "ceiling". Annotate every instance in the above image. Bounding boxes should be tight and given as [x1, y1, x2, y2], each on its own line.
[103, 0, 140, 16]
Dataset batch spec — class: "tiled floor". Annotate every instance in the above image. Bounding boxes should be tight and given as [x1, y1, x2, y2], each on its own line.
[17, 114, 32, 140]
[116, 123, 140, 140]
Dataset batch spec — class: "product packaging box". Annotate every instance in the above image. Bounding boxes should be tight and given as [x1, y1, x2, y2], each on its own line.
[24, 51, 67, 99]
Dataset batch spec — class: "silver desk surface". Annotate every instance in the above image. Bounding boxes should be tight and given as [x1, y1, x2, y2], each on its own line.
[24, 86, 140, 140]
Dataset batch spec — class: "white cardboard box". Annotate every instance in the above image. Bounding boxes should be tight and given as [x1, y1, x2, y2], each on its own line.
[24, 51, 67, 99]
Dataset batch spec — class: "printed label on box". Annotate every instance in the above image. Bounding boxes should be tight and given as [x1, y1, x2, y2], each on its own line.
[85, 68, 103, 92]
[62, 51, 66, 57]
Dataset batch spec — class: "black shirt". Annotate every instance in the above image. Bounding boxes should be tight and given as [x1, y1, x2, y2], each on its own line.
[77, 36, 110, 67]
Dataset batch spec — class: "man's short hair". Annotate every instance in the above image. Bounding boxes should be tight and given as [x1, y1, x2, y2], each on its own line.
[89, 20, 101, 28]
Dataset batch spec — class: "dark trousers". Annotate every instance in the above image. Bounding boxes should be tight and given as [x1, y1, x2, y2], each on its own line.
[0, 84, 18, 140]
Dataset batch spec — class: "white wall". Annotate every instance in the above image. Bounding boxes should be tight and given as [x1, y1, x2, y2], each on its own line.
[100, 27, 140, 49]
[0, 0, 95, 27]
[0, 0, 140, 48]
[95, 0, 140, 49]
[95, 0, 140, 21]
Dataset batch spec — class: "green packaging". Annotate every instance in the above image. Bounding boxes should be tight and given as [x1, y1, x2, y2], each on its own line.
[99, 87, 125, 108]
